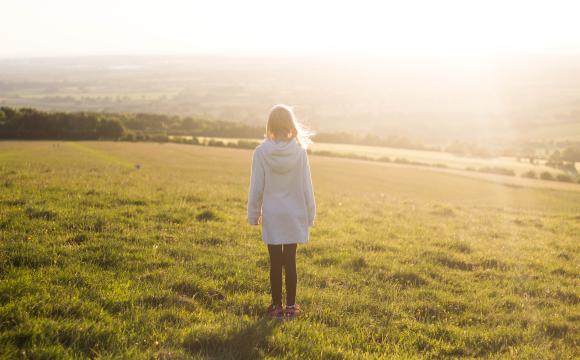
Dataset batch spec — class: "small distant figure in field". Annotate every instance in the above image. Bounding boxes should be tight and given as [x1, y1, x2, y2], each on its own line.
[247, 104, 316, 320]
[135, 163, 141, 170]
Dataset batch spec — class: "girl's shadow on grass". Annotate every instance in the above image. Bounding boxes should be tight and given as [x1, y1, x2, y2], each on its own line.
[183, 317, 282, 359]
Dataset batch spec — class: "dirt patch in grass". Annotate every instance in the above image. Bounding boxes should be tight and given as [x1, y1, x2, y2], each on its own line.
[171, 280, 225, 306]
[554, 290, 579, 305]
[478, 258, 510, 271]
[67, 234, 89, 245]
[389, 271, 427, 287]
[194, 237, 227, 246]
[444, 240, 472, 254]
[195, 210, 219, 222]
[345, 257, 367, 271]
[542, 321, 570, 338]
[115, 198, 148, 206]
[432, 253, 474, 271]
[25, 207, 57, 220]
[354, 240, 386, 252]
[431, 206, 456, 217]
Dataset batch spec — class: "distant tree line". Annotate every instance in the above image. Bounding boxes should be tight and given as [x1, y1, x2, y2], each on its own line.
[0, 107, 124, 140]
[0, 107, 266, 141]
[2, 107, 577, 183]
[0, 107, 434, 151]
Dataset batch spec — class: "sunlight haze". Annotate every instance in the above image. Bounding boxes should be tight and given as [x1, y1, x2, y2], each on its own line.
[2, 0, 580, 58]
[1, 1, 580, 357]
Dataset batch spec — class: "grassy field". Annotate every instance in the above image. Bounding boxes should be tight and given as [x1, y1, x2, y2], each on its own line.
[0, 141, 578, 359]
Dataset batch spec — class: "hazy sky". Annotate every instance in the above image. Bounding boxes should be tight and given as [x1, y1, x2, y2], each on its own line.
[2, 0, 580, 58]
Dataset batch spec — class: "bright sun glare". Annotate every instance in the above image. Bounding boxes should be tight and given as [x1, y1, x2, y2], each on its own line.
[1, 0, 580, 58]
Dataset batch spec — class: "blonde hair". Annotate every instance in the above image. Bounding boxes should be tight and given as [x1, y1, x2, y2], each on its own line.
[266, 104, 314, 149]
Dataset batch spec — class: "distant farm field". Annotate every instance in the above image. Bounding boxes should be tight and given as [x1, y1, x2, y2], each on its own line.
[190, 136, 575, 180]
[0, 141, 578, 359]
[310, 142, 555, 173]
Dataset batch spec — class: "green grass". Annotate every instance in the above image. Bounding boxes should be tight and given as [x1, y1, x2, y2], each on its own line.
[0, 141, 578, 359]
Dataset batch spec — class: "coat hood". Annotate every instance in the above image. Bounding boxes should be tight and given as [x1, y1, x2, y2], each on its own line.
[259, 138, 303, 174]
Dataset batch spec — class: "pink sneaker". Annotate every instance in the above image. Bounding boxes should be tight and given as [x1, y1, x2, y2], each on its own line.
[284, 304, 302, 319]
[267, 304, 284, 319]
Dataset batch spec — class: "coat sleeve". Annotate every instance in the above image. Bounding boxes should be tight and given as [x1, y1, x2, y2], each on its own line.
[303, 151, 316, 226]
[247, 149, 265, 225]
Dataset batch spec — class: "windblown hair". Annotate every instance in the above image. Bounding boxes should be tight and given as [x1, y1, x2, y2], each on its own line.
[266, 104, 314, 149]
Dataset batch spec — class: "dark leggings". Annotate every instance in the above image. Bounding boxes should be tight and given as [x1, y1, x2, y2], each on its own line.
[267, 243, 297, 306]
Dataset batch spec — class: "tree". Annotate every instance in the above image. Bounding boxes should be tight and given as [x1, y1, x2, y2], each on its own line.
[96, 119, 124, 139]
[0, 107, 16, 119]
[561, 147, 580, 163]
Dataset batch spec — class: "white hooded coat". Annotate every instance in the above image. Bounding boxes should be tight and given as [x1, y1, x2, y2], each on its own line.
[247, 138, 316, 245]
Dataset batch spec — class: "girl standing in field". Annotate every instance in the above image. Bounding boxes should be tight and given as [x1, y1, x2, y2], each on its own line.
[247, 104, 316, 320]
